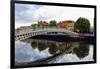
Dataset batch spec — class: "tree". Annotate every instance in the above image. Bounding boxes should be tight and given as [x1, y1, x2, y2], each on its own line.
[73, 43, 89, 59]
[49, 20, 57, 27]
[37, 42, 47, 51]
[31, 24, 37, 29]
[31, 41, 37, 49]
[48, 43, 58, 55]
[74, 17, 90, 33]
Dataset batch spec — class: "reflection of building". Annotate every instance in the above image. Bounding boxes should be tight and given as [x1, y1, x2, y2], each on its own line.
[24, 39, 90, 59]
[58, 20, 74, 31]
[56, 42, 66, 52]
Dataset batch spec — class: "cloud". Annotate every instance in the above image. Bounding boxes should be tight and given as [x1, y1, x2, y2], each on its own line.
[35, 5, 94, 24]
[15, 22, 33, 29]
[15, 4, 43, 23]
[15, 3, 94, 28]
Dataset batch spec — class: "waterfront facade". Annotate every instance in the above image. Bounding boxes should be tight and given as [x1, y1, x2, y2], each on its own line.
[38, 21, 48, 27]
[58, 20, 74, 31]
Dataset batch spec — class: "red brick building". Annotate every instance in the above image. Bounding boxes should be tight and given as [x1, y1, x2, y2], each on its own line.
[58, 20, 74, 31]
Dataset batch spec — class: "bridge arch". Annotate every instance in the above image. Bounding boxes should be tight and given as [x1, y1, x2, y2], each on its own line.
[15, 28, 79, 41]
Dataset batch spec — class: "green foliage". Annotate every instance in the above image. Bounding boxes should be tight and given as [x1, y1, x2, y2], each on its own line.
[73, 43, 89, 59]
[74, 17, 90, 33]
[48, 43, 58, 55]
[49, 20, 57, 27]
[31, 24, 37, 29]
[31, 41, 37, 49]
[37, 42, 47, 51]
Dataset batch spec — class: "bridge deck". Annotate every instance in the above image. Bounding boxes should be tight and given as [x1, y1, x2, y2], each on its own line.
[15, 28, 94, 41]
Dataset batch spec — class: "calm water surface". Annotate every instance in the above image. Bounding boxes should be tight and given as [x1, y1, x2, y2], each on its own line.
[15, 38, 94, 64]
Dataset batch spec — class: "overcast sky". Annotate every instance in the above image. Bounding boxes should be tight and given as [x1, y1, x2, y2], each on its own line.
[15, 3, 94, 29]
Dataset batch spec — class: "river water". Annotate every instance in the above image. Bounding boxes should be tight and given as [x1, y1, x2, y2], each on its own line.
[15, 38, 94, 65]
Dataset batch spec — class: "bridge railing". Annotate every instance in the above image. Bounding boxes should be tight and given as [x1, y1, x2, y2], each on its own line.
[15, 27, 80, 41]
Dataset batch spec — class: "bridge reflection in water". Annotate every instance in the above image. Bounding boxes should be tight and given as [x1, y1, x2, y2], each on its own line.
[15, 38, 94, 66]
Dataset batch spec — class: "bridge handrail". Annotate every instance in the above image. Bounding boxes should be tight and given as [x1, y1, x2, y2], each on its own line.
[15, 27, 78, 36]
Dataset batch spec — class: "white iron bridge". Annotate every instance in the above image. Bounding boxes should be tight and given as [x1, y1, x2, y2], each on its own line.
[15, 28, 80, 41]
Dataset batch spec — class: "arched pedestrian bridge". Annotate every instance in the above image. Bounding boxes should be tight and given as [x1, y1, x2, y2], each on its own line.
[15, 28, 79, 41]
